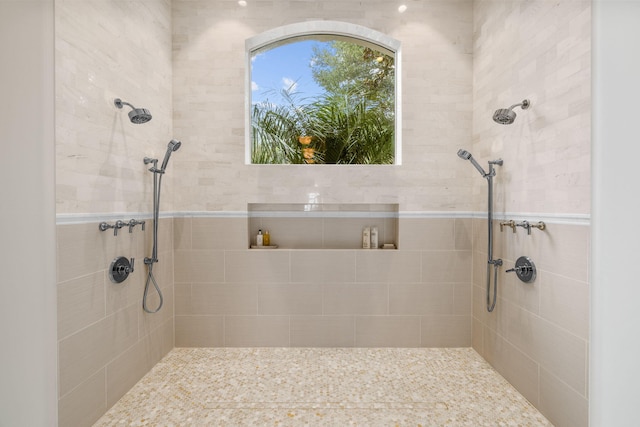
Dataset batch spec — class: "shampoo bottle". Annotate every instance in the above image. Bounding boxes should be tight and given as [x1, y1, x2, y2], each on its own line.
[256, 229, 263, 247]
[362, 227, 371, 249]
[371, 226, 379, 249]
[263, 230, 271, 246]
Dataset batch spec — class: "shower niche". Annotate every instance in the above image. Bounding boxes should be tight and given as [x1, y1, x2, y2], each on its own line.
[248, 203, 399, 249]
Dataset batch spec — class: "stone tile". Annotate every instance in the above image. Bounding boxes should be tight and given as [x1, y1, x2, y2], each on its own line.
[93, 348, 553, 426]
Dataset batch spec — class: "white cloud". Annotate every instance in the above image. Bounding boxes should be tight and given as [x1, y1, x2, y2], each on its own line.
[251, 81, 259, 91]
[251, 52, 264, 63]
[282, 77, 298, 92]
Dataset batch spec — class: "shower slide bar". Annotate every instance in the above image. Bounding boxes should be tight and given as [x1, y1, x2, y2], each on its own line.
[99, 219, 146, 236]
[499, 220, 545, 235]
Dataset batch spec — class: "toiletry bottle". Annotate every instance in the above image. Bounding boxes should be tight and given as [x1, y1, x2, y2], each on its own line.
[263, 230, 270, 246]
[371, 226, 379, 249]
[257, 229, 263, 247]
[362, 226, 371, 249]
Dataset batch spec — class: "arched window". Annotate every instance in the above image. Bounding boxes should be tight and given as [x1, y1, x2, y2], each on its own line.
[246, 21, 401, 165]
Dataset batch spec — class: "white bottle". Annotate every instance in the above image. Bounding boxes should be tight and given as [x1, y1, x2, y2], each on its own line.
[256, 229, 264, 247]
[370, 226, 379, 249]
[362, 226, 371, 249]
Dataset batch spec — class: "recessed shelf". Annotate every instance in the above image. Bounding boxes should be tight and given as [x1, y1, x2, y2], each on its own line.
[248, 203, 399, 249]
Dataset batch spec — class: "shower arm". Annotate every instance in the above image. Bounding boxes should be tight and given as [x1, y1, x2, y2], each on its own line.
[114, 99, 135, 110]
[508, 99, 530, 111]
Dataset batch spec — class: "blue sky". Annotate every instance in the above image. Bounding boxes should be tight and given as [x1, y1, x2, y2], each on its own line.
[251, 40, 330, 104]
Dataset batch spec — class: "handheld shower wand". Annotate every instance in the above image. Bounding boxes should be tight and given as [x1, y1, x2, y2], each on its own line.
[142, 139, 182, 313]
[457, 149, 489, 177]
[457, 148, 503, 312]
[146, 140, 182, 174]
[457, 149, 502, 178]
[159, 139, 182, 171]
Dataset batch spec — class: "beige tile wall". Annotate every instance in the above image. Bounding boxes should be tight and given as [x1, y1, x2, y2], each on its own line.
[172, 0, 475, 212]
[471, 1, 591, 426]
[53, 2, 591, 427]
[56, 219, 175, 427]
[55, 0, 174, 425]
[472, 220, 589, 427]
[174, 216, 473, 348]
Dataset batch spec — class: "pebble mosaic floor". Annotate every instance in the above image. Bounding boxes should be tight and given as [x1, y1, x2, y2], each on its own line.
[94, 347, 553, 426]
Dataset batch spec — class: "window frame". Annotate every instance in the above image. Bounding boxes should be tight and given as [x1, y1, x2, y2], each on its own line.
[245, 21, 402, 165]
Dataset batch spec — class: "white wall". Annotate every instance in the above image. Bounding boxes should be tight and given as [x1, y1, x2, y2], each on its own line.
[0, 0, 57, 425]
[592, 0, 640, 424]
[473, 0, 591, 216]
[172, 0, 474, 213]
[55, 0, 173, 215]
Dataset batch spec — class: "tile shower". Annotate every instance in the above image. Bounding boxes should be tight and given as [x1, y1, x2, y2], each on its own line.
[55, 0, 591, 426]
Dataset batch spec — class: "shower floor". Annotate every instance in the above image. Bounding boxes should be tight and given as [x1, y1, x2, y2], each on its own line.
[93, 347, 552, 426]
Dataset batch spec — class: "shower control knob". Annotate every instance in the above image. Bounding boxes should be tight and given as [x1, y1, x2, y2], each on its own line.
[109, 256, 135, 283]
[506, 256, 536, 283]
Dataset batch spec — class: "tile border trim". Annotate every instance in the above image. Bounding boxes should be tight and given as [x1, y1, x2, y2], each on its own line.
[57, 211, 591, 226]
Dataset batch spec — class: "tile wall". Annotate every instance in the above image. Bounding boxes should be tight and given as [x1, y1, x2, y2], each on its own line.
[56, 219, 174, 427]
[171, 0, 475, 212]
[55, 0, 174, 215]
[472, 0, 591, 215]
[55, 0, 174, 425]
[174, 216, 473, 348]
[52, 1, 592, 426]
[472, 220, 589, 426]
[471, 1, 591, 426]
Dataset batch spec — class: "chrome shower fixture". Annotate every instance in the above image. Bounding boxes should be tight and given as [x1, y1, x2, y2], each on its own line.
[492, 99, 530, 125]
[146, 139, 182, 174]
[457, 149, 487, 177]
[457, 148, 503, 312]
[457, 149, 502, 178]
[160, 139, 181, 171]
[142, 138, 182, 314]
[114, 98, 152, 124]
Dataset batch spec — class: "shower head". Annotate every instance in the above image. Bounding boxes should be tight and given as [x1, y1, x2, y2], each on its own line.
[457, 149, 472, 160]
[114, 98, 152, 124]
[457, 149, 488, 177]
[492, 99, 530, 125]
[168, 139, 182, 152]
[159, 139, 182, 171]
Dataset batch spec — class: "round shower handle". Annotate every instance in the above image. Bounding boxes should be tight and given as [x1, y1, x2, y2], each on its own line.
[109, 257, 135, 283]
[506, 256, 536, 283]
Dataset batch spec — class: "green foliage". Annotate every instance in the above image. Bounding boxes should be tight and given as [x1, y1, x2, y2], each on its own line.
[251, 89, 311, 164]
[311, 41, 395, 113]
[307, 93, 394, 164]
[251, 39, 395, 165]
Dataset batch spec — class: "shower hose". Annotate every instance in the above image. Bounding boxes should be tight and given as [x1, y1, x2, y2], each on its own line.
[143, 166, 164, 314]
